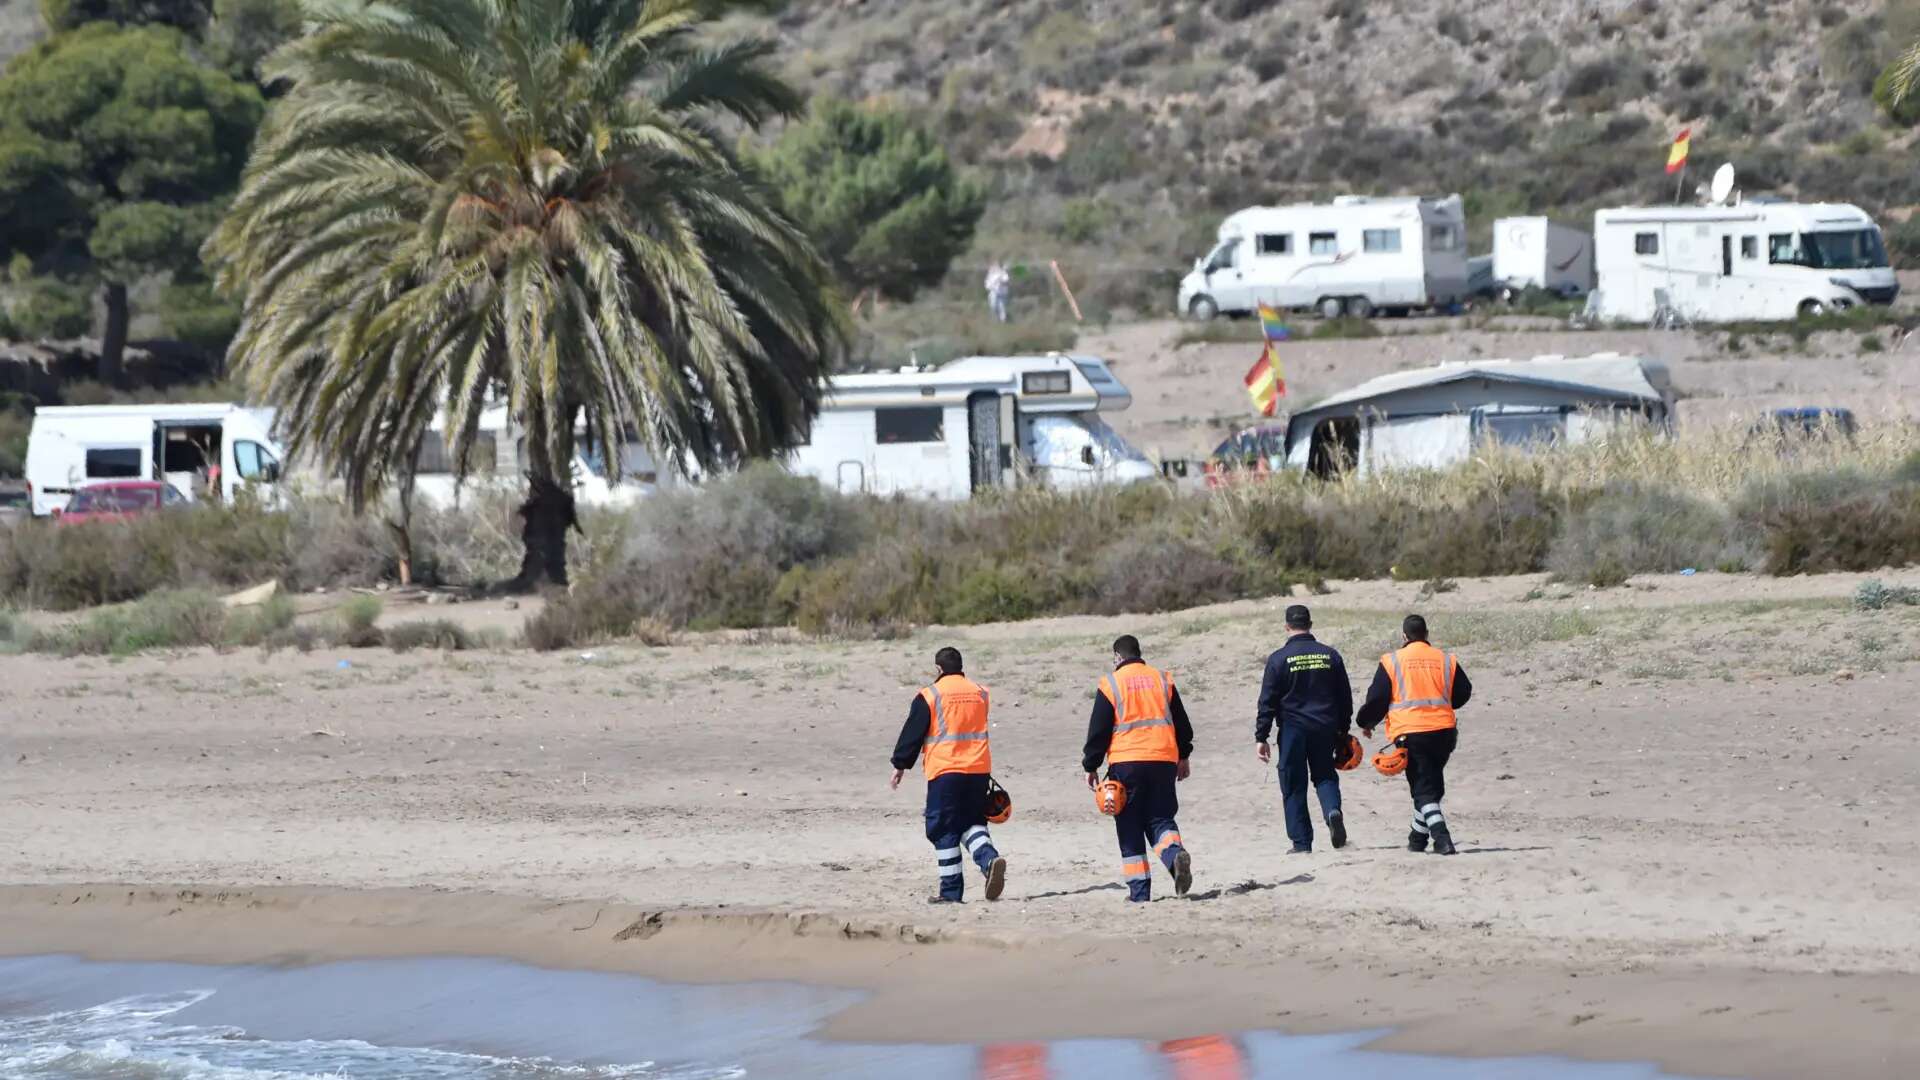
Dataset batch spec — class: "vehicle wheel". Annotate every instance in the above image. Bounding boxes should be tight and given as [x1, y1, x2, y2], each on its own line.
[1797, 299, 1826, 319]
[1318, 296, 1345, 320]
[1188, 295, 1219, 321]
[1346, 296, 1375, 320]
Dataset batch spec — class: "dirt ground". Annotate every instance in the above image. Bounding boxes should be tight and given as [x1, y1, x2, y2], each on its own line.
[1090, 316, 1920, 460]
[4, 568, 1920, 1077]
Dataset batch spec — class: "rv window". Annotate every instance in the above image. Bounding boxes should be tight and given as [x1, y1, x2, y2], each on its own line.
[1767, 234, 1797, 265]
[1362, 229, 1402, 253]
[1427, 224, 1459, 251]
[1483, 412, 1564, 447]
[1022, 371, 1072, 395]
[1741, 236, 1758, 260]
[1308, 232, 1338, 255]
[1255, 233, 1292, 256]
[1634, 233, 1659, 256]
[234, 441, 281, 481]
[1207, 239, 1240, 271]
[875, 407, 944, 444]
[416, 432, 498, 475]
[84, 447, 142, 479]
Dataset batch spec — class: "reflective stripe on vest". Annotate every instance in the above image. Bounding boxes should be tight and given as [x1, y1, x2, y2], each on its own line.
[1101, 664, 1180, 764]
[1381, 644, 1458, 738]
[921, 675, 991, 779]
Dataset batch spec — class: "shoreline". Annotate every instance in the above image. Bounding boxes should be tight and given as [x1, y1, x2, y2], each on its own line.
[0, 884, 1910, 1080]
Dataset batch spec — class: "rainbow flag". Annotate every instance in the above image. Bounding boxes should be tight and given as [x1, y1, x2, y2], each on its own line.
[1665, 127, 1691, 175]
[1257, 302, 1290, 341]
[1243, 342, 1285, 417]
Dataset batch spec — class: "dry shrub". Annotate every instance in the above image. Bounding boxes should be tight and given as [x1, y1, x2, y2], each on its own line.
[522, 582, 675, 651]
[1549, 486, 1743, 586]
[29, 589, 229, 656]
[1089, 525, 1247, 615]
[383, 619, 481, 652]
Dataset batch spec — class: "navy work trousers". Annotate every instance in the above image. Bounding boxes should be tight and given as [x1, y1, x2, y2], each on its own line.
[1276, 723, 1343, 850]
[925, 771, 1001, 901]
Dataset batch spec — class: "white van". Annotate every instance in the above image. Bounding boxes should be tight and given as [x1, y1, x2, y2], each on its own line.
[788, 354, 1156, 498]
[1178, 195, 1471, 320]
[25, 403, 285, 517]
[1590, 201, 1894, 322]
[1491, 217, 1594, 299]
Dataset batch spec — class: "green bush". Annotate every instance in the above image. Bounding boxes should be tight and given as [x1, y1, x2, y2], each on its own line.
[383, 619, 481, 652]
[1548, 486, 1742, 587]
[1736, 471, 1920, 575]
[1854, 578, 1920, 610]
[223, 593, 295, 645]
[335, 594, 384, 647]
[31, 589, 229, 656]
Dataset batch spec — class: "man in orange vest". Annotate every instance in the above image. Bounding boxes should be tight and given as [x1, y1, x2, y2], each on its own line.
[1083, 635, 1195, 902]
[1357, 614, 1474, 855]
[891, 646, 1007, 903]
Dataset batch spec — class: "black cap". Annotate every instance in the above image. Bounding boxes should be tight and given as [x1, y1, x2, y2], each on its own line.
[1285, 604, 1312, 629]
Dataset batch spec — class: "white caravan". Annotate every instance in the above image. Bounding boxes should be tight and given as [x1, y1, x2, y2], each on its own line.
[1491, 217, 1594, 298]
[789, 354, 1156, 498]
[24, 403, 285, 516]
[411, 404, 672, 508]
[1590, 201, 1894, 323]
[1178, 195, 1471, 320]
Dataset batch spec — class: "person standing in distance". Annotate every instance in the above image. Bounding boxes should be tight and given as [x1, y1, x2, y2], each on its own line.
[1254, 605, 1354, 853]
[1083, 635, 1195, 902]
[1357, 614, 1474, 855]
[890, 647, 1008, 902]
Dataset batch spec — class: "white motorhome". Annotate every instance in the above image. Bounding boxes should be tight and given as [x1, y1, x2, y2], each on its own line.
[788, 354, 1156, 498]
[1492, 217, 1594, 299]
[1590, 201, 1894, 323]
[410, 404, 673, 508]
[25, 403, 285, 516]
[1178, 195, 1471, 320]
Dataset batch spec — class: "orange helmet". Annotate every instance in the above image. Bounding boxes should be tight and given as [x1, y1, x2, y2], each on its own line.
[1373, 741, 1407, 777]
[1333, 734, 1365, 771]
[1094, 777, 1128, 816]
[985, 777, 1013, 824]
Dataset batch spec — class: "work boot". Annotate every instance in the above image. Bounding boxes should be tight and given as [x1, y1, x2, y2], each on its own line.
[1172, 850, 1193, 897]
[1408, 829, 1429, 853]
[1429, 825, 1457, 856]
[984, 857, 1007, 901]
[927, 895, 961, 904]
[1328, 811, 1348, 850]
[1287, 845, 1312, 855]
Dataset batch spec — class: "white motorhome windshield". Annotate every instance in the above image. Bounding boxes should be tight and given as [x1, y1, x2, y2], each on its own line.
[1775, 229, 1888, 270]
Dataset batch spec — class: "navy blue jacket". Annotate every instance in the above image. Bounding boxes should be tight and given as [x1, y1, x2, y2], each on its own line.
[1254, 632, 1353, 741]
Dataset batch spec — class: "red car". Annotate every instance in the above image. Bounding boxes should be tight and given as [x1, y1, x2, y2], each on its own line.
[55, 481, 186, 524]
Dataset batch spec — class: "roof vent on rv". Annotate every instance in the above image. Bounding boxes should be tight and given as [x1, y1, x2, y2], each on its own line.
[1331, 195, 1368, 205]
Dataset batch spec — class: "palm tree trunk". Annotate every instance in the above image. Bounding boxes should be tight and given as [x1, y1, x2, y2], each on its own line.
[99, 280, 129, 386]
[508, 420, 577, 591]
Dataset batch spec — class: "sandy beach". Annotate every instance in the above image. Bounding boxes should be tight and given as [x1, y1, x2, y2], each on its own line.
[4, 569, 1919, 1078]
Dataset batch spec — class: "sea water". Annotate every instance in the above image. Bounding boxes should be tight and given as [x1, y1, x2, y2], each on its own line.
[0, 955, 1705, 1079]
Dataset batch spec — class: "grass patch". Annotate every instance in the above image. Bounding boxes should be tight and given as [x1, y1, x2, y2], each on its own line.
[1854, 579, 1920, 611]
[335, 595, 385, 647]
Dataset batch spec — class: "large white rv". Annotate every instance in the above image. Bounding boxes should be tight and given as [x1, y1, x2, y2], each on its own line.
[1590, 201, 1894, 323]
[1492, 217, 1594, 298]
[410, 404, 673, 508]
[1178, 195, 1471, 320]
[24, 403, 285, 516]
[788, 354, 1156, 498]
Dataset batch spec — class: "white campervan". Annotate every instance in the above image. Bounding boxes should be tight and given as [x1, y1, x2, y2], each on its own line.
[1492, 217, 1594, 299]
[1178, 195, 1471, 320]
[411, 404, 674, 508]
[25, 403, 285, 516]
[1590, 201, 1894, 323]
[788, 354, 1156, 498]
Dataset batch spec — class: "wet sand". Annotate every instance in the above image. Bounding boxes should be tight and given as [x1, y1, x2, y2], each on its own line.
[4, 570, 1920, 1077]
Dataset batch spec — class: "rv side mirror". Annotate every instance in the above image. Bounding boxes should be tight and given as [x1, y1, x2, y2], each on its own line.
[1080, 445, 1096, 467]
[263, 461, 281, 483]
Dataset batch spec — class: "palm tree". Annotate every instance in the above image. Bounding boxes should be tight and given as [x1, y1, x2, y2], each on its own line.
[207, 0, 845, 588]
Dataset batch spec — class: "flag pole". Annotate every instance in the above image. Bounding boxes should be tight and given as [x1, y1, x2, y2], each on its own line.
[1672, 160, 1687, 205]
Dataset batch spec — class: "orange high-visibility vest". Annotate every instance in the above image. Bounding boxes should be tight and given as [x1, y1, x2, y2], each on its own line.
[1097, 663, 1179, 764]
[1160, 1034, 1247, 1080]
[1380, 641, 1458, 739]
[919, 674, 991, 779]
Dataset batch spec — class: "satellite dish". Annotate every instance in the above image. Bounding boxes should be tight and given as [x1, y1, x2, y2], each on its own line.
[1709, 162, 1735, 206]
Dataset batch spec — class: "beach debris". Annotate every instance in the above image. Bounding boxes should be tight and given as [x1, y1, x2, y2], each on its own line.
[1680, 568, 1697, 576]
[221, 581, 280, 608]
[335, 659, 352, 670]
[579, 651, 597, 661]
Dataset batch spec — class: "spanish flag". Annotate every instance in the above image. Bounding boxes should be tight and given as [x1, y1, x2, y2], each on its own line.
[1665, 127, 1691, 175]
[1243, 342, 1284, 417]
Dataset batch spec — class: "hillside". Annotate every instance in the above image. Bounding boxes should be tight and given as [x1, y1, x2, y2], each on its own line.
[726, 0, 1920, 328]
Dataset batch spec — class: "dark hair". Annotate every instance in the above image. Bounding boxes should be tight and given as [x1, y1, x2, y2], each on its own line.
[935, 647, 964, 675]
[1284, 604, 1312, 630]
[1111, 634, 1142, 660]
[1402, 614, 1429, 642]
